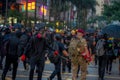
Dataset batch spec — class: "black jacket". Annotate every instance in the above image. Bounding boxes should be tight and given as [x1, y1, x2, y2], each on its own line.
[18, 33, 30, 57]
[6, 33, 19, 57]
[24, 36, 48, 61]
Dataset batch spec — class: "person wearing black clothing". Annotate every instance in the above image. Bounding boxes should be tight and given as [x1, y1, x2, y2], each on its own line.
[0, 28, 11, 70]
[61, 35, 70, 73]
[48, 35, 68, 80]
[23, 27, 50, 80]
[0, 31, 4, 69]
[18, 29, 31, 70]
[96, 34, 108, 80]
[106, 38, 114, 75]
[1, 31, 20, 80]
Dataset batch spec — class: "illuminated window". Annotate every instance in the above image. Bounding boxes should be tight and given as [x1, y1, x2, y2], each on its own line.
[31, 2, 35, 9]
[28, 6, 31, 10]
[23, 2, 35, 11]
[28, 3, 31, 10]
[28, 3, 31, 7]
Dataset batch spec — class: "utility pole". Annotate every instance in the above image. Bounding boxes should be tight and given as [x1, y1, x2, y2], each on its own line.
[42, 0, 44, 22]
[34, 0, 37, 25]
[25, 0, 28, 27]
[4, 0, 8, 25]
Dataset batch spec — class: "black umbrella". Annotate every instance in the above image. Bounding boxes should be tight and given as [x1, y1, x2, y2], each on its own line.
[35, 23, 45, 28]
[101, 24, 120, 38]
[13, 23, 23, 28]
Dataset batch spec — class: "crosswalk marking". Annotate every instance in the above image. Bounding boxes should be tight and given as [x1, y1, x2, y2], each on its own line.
[1, 74, 120, 80]
[1, 70, 120, 79]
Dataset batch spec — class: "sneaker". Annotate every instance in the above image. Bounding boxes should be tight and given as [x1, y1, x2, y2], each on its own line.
[26, 63, 29, 71]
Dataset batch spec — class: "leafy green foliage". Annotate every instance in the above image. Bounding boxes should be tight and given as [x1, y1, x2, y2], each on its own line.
[69, 0, 97, 12]
[102, 1, 120, 21]
[69, 0, 97, 29]
[8, 9, 24, 22]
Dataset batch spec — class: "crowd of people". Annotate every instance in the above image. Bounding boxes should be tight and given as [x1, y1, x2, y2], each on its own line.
[0, 25, 120, 80]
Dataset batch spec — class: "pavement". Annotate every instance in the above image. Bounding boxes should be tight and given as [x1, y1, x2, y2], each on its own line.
[0, 59, 120, 80]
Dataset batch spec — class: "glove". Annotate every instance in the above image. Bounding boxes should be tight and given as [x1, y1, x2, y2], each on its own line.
[81, 53, 92, 62]
[54, 50, 59, 56]
[21, 54, 26, 61]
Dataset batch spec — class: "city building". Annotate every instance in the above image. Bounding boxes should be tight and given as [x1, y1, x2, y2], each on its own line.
[17, 0, 49, 21]
[95, 0, 118, 16]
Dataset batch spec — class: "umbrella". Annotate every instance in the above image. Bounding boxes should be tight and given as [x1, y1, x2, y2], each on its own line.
[34, 23, 46, 30]
[101, 24, 120, 38]
[35, 23, 45, 28]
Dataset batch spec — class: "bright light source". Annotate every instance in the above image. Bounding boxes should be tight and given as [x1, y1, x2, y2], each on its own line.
[28, 3, 31, 7]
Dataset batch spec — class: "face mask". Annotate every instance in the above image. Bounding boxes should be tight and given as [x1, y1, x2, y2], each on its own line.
[36, 33, 42, 39]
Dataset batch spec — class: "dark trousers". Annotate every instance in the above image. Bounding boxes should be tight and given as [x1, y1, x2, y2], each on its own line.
[23, 58, 29, 70]
[106, 56, 113, 72]
[23, 60, 27, 70]
[95, 55, 98, 65]
[98, 55, 107, 80]
[0, 55, 5, 68]
[77, 65, 80, 77]
[2, 55, 18, 80]
[50, 60, 62, 80]
[62, 58, 71, 73]
[29, 58, 45, 80]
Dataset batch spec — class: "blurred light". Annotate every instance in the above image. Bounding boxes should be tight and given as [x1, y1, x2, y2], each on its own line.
[56, 29, 59, 33]
[37, 21, 39, 23]
[56, 22, 59, 26]
[14, 18, 17, 23]
[28, 6, 31, 10]
[41, 6, 47, 15]
[28, 3, 31, 7]
[0, 24, 3, 27]
[40, 5, 47, 16]
[32, 2, 35, 6]
[31, 21, 34, 23]
[46, 22, 49, 24]
[31, 2, 35, 10]
[22, 1, 35, 11]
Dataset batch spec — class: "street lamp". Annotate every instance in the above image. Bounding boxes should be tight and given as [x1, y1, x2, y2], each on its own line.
[34, 0, 37, 25]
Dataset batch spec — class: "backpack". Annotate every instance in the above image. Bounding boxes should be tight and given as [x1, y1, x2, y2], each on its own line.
[48, 41, 60, 63]
[96, 39, 105, 56]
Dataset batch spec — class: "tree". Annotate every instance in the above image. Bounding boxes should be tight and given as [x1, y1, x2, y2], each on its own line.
[69, 0, 97, 29]
[8, 9, 24, 25]
[49, 0, 69, 21]
[102, 1, 120, 23]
